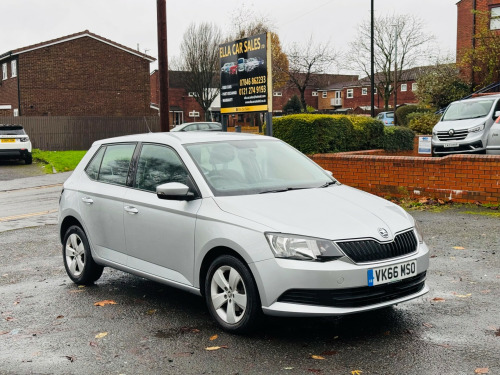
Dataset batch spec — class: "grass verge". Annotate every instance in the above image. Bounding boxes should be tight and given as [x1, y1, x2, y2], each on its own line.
[32, 149, 87, 174]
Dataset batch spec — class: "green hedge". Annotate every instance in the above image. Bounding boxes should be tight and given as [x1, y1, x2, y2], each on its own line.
[407, 112, 441, 134]
[395, 105, 431, 126]
[381, 126, 416, 151]
[269, 114, 414, 154]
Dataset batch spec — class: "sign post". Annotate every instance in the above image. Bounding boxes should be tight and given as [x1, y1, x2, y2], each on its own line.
[219, 33, 272, 135]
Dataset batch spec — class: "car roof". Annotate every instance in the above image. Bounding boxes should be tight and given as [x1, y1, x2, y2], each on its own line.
[92, 131, 268, 147]
[456, 94, 500, 103]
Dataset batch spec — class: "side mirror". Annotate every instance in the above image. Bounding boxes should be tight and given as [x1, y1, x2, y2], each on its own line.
[156, 182, 196, 201]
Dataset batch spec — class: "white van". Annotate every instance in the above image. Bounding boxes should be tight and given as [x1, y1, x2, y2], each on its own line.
[431, 94, 500, 155]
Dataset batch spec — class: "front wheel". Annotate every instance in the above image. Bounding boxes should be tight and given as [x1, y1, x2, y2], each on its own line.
[62, 225, 103, 285]
[204, 255, 261, 333]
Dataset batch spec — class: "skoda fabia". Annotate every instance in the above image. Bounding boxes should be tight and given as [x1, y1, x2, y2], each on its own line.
[59, 132, 429, 333]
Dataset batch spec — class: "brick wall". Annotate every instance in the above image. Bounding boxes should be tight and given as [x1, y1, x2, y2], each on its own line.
[0, 57, 19, 115]
[18, 36, 153, 116]
[311, 152, 500, 204]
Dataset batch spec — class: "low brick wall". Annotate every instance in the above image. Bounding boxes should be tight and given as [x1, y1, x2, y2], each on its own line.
[311, 152, 500, 204]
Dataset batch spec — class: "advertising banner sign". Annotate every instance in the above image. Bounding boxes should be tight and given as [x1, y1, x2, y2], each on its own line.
[219, 33, 271, 114]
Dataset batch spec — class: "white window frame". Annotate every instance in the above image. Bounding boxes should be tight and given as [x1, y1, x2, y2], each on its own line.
[322, 91, 327, 98]
[188, 110, 200, 118]
[273, 91, 282, 97]
[188, 92, 197, 97]
[374, 87, 377, 94]
[400, 83, 407, 92]
[491, 6, 500, 30]
[412, 82, 418, 91]
[13, 109, 19, 117]
[312, 91, 318, 97]
[346, 89, 354, 99]
[2, 63, 7, 80]
[361, 88, 368, 96]
[11, 60, 17, 78]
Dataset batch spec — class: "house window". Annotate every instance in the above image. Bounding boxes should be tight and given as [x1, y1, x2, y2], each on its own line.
[361, 88, 368, 96]
[188, 92, 196, 97]
[374, 87, 377, 94]
[412, 83, 418, 91]
[346, 89, 354, 99]
[312, 91, 318, 97]
[491, 7, 500, 30]
[322, 91, 327, 98]
[401, 84, 407, 92]
[13, 109, 19, 117]
[11, 60, 17, 78]
[2, 63, 7, 80]
[273, 92, 282, 97]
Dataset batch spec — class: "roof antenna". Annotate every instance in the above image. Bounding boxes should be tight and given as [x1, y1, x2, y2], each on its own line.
[143, 116, 152, 133]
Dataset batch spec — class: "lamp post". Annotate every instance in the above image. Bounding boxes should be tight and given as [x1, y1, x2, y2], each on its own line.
[393, 24, 398, 125]
[370, 0, 375, 118]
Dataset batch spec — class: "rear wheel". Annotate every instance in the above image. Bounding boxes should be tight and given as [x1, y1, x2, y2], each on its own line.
[204, 255, 261, 333]
[62, 225, 103, 285]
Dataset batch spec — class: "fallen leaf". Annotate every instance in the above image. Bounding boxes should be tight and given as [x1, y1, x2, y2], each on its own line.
[78, 285, 85, 288]
[453, 246, 465, 250]
[351, 371, 363, 375]
[68, 290, 84, 294]
[64, 355, 76, 362]
[0, 331, 9, 335]
[320, 350, 338, 356]
[311, 355, 325, 360]
[423, 322, 433, 328]
[438, 199, 445, 205]
[5, 317, 14, 322]
[95, 332, 108, 339]
[431, 297, 445, 302]
[94, 300, 117, 307]
[475, 368, 489, 374]
[89, 341, 98, 347]
[495, 328, 500, 337]
[209, 334, 218, 341]
[146, 309, 157, 315]
[13, 301, 20, 305]
[205, 346, 228, 351]
[455, 293, 472, 298]
[56, 315, 64, 319]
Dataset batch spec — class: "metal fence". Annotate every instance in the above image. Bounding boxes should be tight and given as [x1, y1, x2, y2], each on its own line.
[0, 116, 161, 150]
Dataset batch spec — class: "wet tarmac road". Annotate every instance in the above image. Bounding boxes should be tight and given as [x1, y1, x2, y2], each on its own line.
[0, 176, 498, 374]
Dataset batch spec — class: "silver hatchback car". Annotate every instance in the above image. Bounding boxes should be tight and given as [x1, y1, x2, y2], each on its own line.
[59, 132, 429, 333]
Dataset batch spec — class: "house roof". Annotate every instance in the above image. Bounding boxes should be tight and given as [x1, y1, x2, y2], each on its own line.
[1, 30, 155, 62]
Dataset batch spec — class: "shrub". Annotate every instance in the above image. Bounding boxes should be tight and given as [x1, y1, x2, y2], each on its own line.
[382, 126, 415, 151]
[407, 112, 441, 134]
[395, 105, 431, 126]
[347, 115, 385, 149]
[282, 95, 302, 114]
[271, 114, 354, 154]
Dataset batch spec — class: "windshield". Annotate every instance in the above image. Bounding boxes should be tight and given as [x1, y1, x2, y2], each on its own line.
[184, 139, 335, 196]
[385, 112, 394, 118]
[442, 100, 495, 121]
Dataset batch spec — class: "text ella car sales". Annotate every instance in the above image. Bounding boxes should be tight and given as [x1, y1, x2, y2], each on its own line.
[219, 37, 264, 58]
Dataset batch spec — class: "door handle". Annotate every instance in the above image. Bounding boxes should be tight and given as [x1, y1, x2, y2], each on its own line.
[124, 206, 139, 214]
[81, 197, 94, 204]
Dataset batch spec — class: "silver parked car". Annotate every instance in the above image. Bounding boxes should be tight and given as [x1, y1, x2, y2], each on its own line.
[59, 132, 429, 333]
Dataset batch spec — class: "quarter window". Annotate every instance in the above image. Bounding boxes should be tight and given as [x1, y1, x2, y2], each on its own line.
[86, 144, 136, 186]
[134, 144, 190, 192]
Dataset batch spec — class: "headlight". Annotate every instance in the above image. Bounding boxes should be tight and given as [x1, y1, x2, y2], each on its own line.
[414, 220, 424, 244]
[265, 233, 344, 261]
[20, 137, 29, 142]
[468, 124, 485, 133]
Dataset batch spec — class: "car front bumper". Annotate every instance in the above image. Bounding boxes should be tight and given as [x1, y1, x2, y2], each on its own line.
[250, 241, 430, 317]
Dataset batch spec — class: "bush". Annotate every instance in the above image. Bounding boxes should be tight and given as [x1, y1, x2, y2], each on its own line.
[395, 105, 431, 126]
[382, 127, 415, 151]
[407, 112, 441, 134]
[347, 115, 385, 149]
[282, 95, 302, 114]
[271, 114, 353, 154]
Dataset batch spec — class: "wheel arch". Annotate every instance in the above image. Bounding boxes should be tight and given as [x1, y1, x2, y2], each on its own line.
[60, 215, 84, 244]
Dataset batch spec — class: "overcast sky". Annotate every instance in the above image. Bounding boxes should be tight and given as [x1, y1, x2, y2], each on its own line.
[1, 0, 458, 73]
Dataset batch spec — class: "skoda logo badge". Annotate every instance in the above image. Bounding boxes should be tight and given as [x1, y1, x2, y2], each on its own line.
[378, 228, 389, 238]
[448, 129, 455, 136]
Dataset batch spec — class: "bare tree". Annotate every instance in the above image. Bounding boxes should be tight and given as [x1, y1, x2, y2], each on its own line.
[349, 14, 434, 110]
[279, 37, 335, 110]
[180, 23, 222, 120]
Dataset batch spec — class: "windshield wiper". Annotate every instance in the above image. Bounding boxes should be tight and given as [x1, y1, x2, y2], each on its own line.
[259, 187, 309, 194]
[319, 180, 338, 188]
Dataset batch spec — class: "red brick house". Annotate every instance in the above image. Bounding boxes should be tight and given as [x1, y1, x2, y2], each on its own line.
[0, 30, 155, 117]
[318, 67, 428, 112]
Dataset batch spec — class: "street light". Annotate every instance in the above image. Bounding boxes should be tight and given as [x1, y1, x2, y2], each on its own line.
[392, 24, 398, 125]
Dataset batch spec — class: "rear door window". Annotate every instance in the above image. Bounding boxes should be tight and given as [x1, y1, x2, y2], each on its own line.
[85, 143, 136, 186]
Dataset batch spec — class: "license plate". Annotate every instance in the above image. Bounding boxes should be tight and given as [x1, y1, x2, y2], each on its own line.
[443, 143, 459, 148]
[367, 260, 417, 286]
[1, 139, 15, 143]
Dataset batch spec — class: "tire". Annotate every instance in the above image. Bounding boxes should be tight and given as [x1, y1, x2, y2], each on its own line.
[62, 225, 104, 285]
[204, 255, 261, 333]
[25, 153, 32, 165]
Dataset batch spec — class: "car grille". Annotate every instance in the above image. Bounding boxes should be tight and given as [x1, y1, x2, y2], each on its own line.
[437, 129, 468, 141]
[277, 272, 426, 308]
[336, 230, 418, 263]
